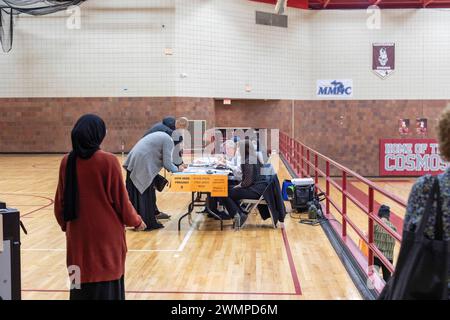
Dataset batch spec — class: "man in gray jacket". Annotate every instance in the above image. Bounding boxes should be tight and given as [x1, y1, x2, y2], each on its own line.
[124, 132, 181, 230]
[141, 116, 188, 219]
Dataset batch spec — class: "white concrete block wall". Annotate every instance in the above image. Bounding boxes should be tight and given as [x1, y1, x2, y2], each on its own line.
[1, 0, 450, 100]
[422, 9, 450, 99]
[0, 0, 176, 97]
[310, 9, 427, 100]
[175, 0, 305, 100]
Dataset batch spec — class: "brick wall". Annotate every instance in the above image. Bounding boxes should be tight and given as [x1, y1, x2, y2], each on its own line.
[215, 99, 292, 133]
[0, 97, 446, 176]
[294, 100, 446, 176]
[0, 97, 214, 153]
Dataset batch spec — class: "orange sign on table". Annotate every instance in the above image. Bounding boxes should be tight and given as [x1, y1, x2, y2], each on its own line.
[170, 174, 228, 197]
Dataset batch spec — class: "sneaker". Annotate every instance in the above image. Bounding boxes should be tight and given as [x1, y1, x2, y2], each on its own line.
[156, 212, 171, 220]
[145, 223, 164, 231]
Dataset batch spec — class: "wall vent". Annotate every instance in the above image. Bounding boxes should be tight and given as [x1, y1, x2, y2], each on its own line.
[255, 11, 288, 28]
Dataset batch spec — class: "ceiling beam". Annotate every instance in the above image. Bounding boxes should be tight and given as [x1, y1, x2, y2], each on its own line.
[250, 0, 450, 10]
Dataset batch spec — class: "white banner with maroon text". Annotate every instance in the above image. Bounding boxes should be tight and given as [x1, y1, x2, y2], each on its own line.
[379, 139, 448, 176]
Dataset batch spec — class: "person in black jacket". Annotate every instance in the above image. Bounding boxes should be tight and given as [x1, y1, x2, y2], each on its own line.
[144, 117, 188, 160]
[220, 139, 269, 229]
[142, 116, 188, 220]
[144, 117, 176, 138]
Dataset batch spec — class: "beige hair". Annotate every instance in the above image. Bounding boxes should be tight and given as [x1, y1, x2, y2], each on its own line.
[176, 117, 189, 129]
[438, 106, 450, 161]
[223, 140, 236, 150]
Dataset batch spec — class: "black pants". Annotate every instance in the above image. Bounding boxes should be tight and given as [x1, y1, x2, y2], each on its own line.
[220, 187, 261, 217]
[374, 257, 393, 282]
[126, 172, 162, 230]
[70, 276, 125, 300]
[208, 180, 240, 214]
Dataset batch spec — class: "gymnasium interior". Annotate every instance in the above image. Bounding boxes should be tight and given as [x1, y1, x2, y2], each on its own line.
[0, 0, 449, 302]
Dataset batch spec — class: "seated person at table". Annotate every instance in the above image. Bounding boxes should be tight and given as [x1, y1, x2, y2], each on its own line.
[220, 139, 269, 228]
[207, 140, 241, 220]
[218, 140, 242, 180]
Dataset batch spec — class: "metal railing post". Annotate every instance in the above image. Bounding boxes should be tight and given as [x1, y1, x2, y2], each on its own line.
[342, 171, 347, 237]
[301, 145, 304, 178]
[306, 149, 310, 177]
[326, 161, 330, 215]
[291, 138, 295, 166]
[314, 154, 319, 187]
[368, 187, 375, 268]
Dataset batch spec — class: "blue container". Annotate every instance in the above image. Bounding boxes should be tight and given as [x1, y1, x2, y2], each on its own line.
[281, 180, 293, 201]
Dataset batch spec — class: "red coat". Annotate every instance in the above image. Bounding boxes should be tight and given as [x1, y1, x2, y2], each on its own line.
[54, 151, 142, 283]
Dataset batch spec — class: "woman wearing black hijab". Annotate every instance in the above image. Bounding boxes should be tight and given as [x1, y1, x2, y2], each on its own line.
[54, 114, 146, 300]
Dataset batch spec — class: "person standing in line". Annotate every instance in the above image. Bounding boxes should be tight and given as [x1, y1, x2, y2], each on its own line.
[124, 131, 181, 230]
[54, 114, 146, 300]
[142, 116, 189, 220]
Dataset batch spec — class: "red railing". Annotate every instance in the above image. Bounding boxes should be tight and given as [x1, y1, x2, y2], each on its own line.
[280, 132, 405, 279]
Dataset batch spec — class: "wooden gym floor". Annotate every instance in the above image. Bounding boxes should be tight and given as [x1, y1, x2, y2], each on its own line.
[0, 154, 414, 300]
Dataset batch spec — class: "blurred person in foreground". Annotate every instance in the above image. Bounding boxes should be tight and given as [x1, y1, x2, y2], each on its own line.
[402, 106, 450, 298]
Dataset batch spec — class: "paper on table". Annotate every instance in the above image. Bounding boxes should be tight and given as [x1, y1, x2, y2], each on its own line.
[181, 167, 232, 175]
[191, 156, 219, 166]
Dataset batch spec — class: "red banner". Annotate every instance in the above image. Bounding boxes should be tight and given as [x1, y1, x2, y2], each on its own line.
[379, 139, 448, 176]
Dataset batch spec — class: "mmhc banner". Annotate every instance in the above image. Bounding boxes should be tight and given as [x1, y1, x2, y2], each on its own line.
[379, 139, 448, 176]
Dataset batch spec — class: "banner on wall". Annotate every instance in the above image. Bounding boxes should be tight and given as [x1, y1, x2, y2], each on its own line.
[316, 79, 353, 98]
[416, 118, 428, 135]
[379, 139, 448, 176]
[373, 43, 395, 79]
[398, 118, 410, 136]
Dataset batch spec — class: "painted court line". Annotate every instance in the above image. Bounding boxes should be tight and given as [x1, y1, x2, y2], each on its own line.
[281, 227, 302, 295]
[22, 213, 202, 253]
[18, 193, 302, 297]
[22, 288, 299, 296]
[0, 192, 54, 218]
[177, 215, 198, 252]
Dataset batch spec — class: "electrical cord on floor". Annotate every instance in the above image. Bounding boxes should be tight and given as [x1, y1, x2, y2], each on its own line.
[299, 216, 327, 226]
[296, 207, 339, 227]
[289, 210, 304, 220]
[287, 196, 340, 226]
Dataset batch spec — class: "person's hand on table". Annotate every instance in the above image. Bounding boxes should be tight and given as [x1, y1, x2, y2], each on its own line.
[135, 220, 147, 231]
[217, 155, 225, 163]
[178, 164, 188, 171]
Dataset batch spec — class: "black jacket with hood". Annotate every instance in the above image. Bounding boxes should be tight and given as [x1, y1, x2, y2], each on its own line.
[143, 117, 184, 165]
